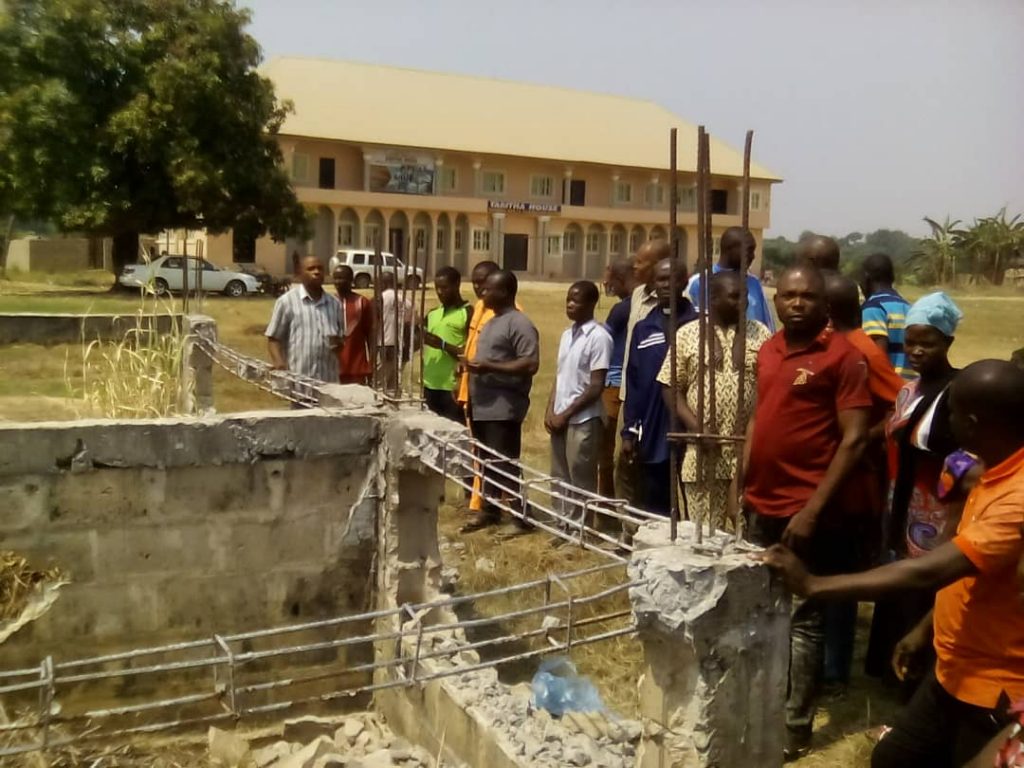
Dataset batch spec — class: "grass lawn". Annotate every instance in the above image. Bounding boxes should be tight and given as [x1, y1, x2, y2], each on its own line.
[1, 273, 1022, 764]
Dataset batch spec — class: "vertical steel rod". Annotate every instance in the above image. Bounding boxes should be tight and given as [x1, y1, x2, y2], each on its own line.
[196, 238, 204, 312]
[734, 129, 754, 542]
[418, 235, 429, 404]
[181, 235, 189, 314]
[668, 127, 680, 543]
[373, 235, 383, 391]
[704, 131, 718, 540]
[694, 128, 707, 544]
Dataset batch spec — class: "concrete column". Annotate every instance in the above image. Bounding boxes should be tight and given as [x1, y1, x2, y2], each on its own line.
[563, 168, 573, 206]
[473, 160, 482, 197]
[629, 522, 790, 768]
[181, 314, 217, 416]
[491, 212, 505, 264]
[611, 173, 620, 208]
[434, 157, 444, 197]
[537, 216, 550, 277]
[362, 152, 370, 192]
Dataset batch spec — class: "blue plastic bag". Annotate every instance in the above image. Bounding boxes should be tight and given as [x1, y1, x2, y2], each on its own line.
[531, 657, 604, 717]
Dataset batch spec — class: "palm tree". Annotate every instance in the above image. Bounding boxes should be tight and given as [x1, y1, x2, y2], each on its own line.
[961, 210, 1024, 285]
[911, 216, 963, 285]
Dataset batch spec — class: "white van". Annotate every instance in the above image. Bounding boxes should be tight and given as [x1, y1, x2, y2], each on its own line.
[328, 249, 424, 289]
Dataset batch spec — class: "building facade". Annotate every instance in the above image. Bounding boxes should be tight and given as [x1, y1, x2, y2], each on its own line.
[205, 58, 781, 280]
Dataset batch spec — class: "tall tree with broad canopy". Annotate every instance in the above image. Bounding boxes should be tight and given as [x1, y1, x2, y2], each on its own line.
[0, 0, 309, 275]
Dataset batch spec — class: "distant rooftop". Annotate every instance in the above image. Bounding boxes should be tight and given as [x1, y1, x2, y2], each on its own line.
[263, 57, 781, 182]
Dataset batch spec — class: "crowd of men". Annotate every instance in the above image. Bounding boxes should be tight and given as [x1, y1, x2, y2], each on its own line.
[265, 236, 1023, 767]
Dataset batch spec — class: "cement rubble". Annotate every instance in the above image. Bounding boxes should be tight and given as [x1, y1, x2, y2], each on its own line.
[208, 713, 442, 768]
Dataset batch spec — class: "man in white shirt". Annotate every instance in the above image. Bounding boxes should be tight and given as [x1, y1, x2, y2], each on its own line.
[545, 281, 613, 527]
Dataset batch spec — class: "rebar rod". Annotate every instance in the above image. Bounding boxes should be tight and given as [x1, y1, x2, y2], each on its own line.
[734, 129, 754, 542]
[703, 129, 718, 539]
[668, 127, 680, 543]
[418, 236, 429, 403]
[694, 127, 707, 544]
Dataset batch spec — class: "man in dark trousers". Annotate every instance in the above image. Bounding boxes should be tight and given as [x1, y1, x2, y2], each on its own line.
[465, 270, 540, 536]
[764, 359, 1024, 768]
[743, 264, 872, 759]
[621, 257, 697, 516]
[600, 260, 633, 498]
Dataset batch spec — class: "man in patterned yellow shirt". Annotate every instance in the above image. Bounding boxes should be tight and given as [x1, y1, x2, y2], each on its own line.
[657, 271, 772, 529]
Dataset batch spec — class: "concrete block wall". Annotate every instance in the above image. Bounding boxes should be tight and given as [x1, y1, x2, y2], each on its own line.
[0, 410, 382, 670]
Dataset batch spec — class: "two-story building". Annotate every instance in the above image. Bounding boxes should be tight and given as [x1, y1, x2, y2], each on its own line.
[206, 57, 781, 279]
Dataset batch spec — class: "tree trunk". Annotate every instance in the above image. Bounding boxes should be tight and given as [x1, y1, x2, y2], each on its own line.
[111, 231, 140, 278]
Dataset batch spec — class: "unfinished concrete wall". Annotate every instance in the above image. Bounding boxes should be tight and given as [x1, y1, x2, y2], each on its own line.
[0, 312, 182, 346]
[629, 522, 791, 768]
[0, 410, 382, 668]
[373, 411, 638, 768]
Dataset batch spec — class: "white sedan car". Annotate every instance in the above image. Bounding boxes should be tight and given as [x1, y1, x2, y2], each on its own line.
[119, 256, 261, 297]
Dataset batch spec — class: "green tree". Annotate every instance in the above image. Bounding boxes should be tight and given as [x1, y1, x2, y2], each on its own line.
[0, 0, 309, 276]
[909, 216, 963, 285]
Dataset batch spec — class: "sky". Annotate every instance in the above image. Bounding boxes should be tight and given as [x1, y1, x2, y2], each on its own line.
[241, 0, 1024, 240]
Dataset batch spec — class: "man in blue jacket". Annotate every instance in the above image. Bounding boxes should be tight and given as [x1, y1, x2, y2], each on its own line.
[622, 257, 699, 515]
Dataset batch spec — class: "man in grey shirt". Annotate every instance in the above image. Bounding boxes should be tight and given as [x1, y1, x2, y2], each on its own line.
[266, 256, 343, 383]
[463, 270, 540, 535]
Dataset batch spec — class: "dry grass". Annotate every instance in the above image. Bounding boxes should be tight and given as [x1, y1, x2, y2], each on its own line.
[0, 552, 64, 622]
[437, 493, 642, 717]
[66, 297, 192, 419]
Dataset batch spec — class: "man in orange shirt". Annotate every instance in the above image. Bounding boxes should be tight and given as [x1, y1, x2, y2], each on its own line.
[764, 359, 1024, 766]
[822, 273, 905, 691]
[826, 273, 903, 429]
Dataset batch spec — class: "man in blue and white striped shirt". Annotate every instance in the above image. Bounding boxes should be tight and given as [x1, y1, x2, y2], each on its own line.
[266, 256, 343, 382]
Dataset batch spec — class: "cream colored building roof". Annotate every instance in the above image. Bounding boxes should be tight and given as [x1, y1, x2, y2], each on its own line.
[263, 57, 782, 182]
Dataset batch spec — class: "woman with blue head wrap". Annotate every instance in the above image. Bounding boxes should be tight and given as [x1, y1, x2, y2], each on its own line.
[866, 291, 976, 685]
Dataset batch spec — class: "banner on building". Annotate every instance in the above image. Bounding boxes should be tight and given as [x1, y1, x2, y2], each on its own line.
[366, 152, 435, 195]
[488, 200, 562, 214]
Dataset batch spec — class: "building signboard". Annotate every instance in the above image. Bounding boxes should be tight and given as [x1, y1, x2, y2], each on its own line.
[366, 151, 435, 195]
[487, 200, 562, 214]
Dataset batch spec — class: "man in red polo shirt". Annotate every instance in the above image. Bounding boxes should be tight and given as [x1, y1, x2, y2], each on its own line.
[743, 264, 872, 759]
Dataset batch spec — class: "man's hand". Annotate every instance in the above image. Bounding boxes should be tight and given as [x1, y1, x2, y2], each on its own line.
[620, 437, 636, 462]
[423, 331, 442, 349]
[465, 358, 489, 374]
[760, 544, 814, 596]
[547, 412, 568, 433]
[781, 504, 820, 553]
[892, 620, 932, 682]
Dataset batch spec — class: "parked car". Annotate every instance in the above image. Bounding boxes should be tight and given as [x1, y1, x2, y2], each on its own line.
[327, 249, 424, 290]
[119, 256, 262, 297]
[234, 263, 292, 297]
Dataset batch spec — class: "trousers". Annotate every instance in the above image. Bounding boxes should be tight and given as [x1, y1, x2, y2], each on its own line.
[471, 419, 523, 520]
[550, 416, 602, 526]
[746, 511, 865, 737]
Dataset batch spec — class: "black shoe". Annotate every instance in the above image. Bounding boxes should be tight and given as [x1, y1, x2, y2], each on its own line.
[460, 513, 500, 533]
[783, 728, 812, 762]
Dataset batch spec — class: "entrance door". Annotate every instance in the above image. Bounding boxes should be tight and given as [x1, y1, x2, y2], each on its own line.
[503, 234, 528, 272]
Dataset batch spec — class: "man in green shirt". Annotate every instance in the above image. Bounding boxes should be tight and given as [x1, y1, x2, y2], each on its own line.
[423, 266, 471, 421]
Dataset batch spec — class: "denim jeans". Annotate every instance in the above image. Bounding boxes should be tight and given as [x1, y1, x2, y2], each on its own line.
[746, 511, 865, 736]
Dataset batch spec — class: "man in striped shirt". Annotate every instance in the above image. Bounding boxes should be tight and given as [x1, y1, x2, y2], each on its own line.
[266, 256, 343, 382]
[859, 253, 914, 378]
